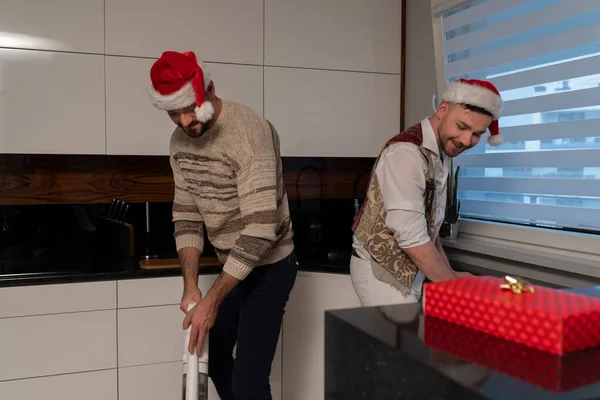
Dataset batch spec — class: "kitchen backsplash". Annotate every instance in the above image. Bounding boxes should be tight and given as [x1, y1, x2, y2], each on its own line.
[0, 155, 375, 272]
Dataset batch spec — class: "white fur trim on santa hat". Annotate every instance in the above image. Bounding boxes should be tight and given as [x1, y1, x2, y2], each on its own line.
[195, 101, 214, 123]
[148, 69, 212, 111]
[149, 81, 195, 111]
[442, 81, 502, 119]
[488, 134, 503, 146]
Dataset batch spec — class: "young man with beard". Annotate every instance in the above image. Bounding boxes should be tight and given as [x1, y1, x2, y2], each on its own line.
[350, 79, 503, 306]
[148, 50, 296, 400]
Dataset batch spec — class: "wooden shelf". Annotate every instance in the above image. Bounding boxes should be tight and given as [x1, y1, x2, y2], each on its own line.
[139, 257, 220, 270]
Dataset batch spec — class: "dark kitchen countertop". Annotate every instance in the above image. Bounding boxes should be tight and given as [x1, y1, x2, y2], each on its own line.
[325, 285, 600, 400]
[0, 250, 350, 288]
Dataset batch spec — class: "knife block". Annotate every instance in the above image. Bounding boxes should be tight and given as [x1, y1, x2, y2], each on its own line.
[94, 216, 135, 259]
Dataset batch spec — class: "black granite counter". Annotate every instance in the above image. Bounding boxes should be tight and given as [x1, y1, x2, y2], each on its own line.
[0, 252, 350, 288]
[325, 286, 600, 400]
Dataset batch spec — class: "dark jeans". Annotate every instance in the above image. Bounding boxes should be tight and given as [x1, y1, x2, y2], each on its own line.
[208, 252, 297, 400]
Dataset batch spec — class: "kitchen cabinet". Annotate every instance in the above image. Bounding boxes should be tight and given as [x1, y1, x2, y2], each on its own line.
[265, 0, 402, 74]
[118, 305, 184, 367]
[104, 0, 263, 65]
[117, 275, 217, 308]
[0, 280, 115, 318]
[281, 271, 360, 400]
[118, 361, 220, 400]
[105, 56, 263, 155]
[116, 274, 282, 399]
[0, 0, 104, 54]
[0, 310, 117, 381]
[265, 66, 401, 157]
[0, 369, 117, 400]
[117, 275, 219, 367]
[0, 49, 105, 154]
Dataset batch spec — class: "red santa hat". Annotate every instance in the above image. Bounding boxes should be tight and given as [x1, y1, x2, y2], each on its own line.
[439, 79, 503, 146]
[148, 51, 214, 123]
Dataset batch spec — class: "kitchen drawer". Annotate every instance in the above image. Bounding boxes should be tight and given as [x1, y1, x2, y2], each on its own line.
[0, 369, 117, 400]
[0, 310, 117, 381]
[0, 281, 116, 318]
[118, 275, 218, 308]
[119, 361, 220, 400]
[118, 305, 183, 367]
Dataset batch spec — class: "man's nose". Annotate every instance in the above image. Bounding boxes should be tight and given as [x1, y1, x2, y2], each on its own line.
[180, 113, 194, 127]
[461, 132, 473, 147]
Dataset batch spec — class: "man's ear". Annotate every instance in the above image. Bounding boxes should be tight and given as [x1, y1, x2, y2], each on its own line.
[436, 100, 450, 119]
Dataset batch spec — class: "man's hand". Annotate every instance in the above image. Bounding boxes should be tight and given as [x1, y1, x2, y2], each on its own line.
[183, 296, 218, 356]
[180, 285, 202, 313]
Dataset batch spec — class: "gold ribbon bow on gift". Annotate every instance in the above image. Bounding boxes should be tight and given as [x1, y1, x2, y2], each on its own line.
[500, 275, 535, 294]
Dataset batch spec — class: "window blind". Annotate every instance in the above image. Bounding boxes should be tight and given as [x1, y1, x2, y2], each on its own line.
[439, 0, 600, 232]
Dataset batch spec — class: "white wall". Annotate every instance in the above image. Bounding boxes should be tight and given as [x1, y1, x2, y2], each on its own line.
[404, 0, 437, 127]
[0, 0, 403, 157]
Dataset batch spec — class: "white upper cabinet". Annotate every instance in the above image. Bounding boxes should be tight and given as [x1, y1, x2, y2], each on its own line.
[105, 0, 264, 65]
[265, 0, 402, 74]
[265, 66, 400, 157]
[105, 56, 263, 155]
[0, 0, 104, 53]
[0, 49, 106, 154]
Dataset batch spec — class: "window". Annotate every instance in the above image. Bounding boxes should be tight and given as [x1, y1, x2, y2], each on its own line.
[434, 0, 600, 234]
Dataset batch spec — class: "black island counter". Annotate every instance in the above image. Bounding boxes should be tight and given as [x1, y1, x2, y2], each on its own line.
[325, 286, 600, 400]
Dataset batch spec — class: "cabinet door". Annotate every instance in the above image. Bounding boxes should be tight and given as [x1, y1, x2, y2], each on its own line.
[105, 56, 263, 155]
[0, 369, 117, 400]
[0, 281, 116, 318]
[0, 0, 104, 53]
[119, 361, 220, 400]
[264, 66, 400, 157]
[105, 0, 263, 65]
[0, 49, 105, 154]
[265, 0, 401, 74]
[0, 310, 117, 381]
[118, 305, 182, 367]
[118, 353, 281, 400]
[117, 275, 218, 309]
[282, 272, 360, 400]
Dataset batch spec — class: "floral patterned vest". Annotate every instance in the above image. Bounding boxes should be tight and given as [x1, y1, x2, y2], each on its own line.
[352, 123, 437, 293]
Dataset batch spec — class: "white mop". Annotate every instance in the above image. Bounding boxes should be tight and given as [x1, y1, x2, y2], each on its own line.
[183, 302, 209, 400]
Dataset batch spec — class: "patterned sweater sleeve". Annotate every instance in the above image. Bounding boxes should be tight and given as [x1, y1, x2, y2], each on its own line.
[223, 123, 281, 280]
[170, 154, 205, 252]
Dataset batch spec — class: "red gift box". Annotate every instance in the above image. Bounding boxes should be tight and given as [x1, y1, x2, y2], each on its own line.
[424, 316, 600, 392]
[423, 276, 600, 355]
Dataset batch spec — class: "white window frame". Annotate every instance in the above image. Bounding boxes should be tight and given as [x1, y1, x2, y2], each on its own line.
[430, 0, 600, 276]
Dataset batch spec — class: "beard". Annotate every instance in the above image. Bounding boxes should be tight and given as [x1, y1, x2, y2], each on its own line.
[437, 126, 469, 157]
[180, 118, 212, 138]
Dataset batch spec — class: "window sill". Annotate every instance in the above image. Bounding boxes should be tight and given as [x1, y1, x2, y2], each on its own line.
[440, 219, 600, 282]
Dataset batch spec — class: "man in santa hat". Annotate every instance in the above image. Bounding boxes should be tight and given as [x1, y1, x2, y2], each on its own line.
[148, 50, 296, 400]
[350, 79, 503, 306]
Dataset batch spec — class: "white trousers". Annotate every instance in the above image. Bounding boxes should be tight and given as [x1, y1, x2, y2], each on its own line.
[349, 247, 421, 307]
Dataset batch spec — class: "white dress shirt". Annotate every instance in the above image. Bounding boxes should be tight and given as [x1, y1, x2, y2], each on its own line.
[352, 117, 449, 295]
[376, 117, 449, 248]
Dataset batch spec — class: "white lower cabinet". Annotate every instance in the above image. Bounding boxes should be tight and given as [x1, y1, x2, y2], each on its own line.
[0, 271, 346, 400]
[282, 271, 360, 400]
[118, 353, 282, 400]
[118, 361, 220, 400]
[0, 369, 117, 400]
[0, 310, 117, 381]
[118, 304, 183, 367]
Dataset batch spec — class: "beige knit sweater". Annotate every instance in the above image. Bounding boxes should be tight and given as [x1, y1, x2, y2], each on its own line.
[169, 100, 294, 280]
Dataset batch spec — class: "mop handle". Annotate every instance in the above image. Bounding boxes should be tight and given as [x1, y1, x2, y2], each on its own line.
[184, 303, 209, 399]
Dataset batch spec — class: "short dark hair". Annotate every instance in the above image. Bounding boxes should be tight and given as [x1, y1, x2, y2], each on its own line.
[460, 103, 493, 118]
